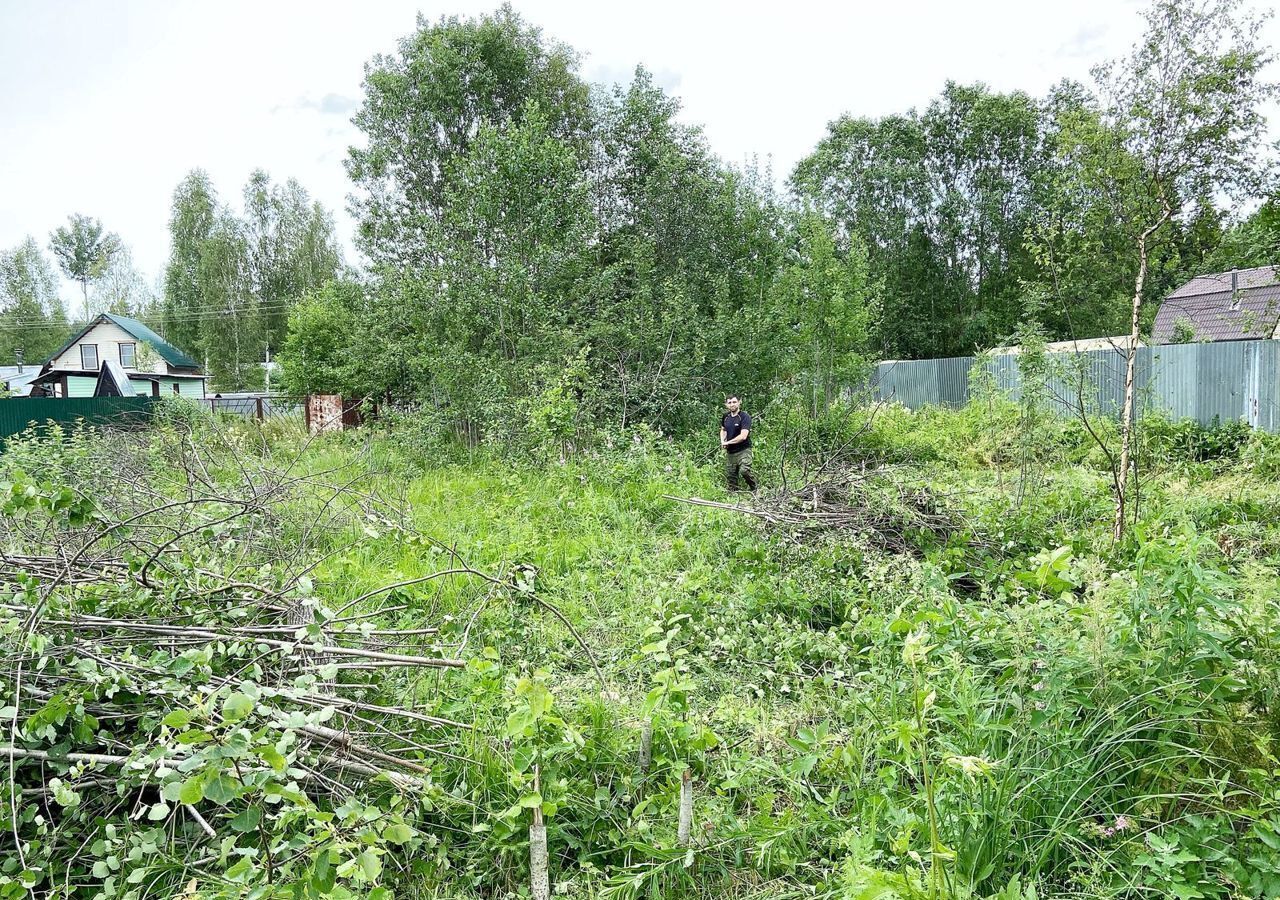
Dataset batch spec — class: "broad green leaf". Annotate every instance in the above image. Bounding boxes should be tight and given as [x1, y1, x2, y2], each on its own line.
[222, 693, 254, 723]
[228, 807, 261, 833]
[178, 776, 204, 805]
[162, 710, 192, 728]
[358, 849, 382, 881]
[203, 773, 242, 806]
[383, 823, 414, 844]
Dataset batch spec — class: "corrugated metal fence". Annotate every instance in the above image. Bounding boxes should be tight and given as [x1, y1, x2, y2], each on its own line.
[0, 397, 160, 443]
[868, 340, 1280, 431]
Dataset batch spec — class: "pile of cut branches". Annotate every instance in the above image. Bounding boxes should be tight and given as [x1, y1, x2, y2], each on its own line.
[665, 466, 961, 554]
[0, 417, 499, 896]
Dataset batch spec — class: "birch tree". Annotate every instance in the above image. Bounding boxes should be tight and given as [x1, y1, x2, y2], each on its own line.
[49, 214, 120, 323]
[1087, 0, 1274, 540]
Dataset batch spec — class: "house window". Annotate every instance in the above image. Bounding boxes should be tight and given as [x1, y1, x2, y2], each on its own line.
[80, 344, 98, 370]
[172, 382, 181, 396]
[119, 342, 136, 367]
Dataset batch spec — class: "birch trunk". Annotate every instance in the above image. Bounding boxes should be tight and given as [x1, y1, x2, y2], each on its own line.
[1114, 209, 1169, 542]
[1113, 233, 1147, 542]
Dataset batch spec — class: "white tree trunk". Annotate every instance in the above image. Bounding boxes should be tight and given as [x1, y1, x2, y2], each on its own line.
[530, 807, 549, 900]
[1114, 203, 1172, 541]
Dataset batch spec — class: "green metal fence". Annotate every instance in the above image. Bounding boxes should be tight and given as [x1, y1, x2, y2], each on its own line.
[0, 397, 161, 443]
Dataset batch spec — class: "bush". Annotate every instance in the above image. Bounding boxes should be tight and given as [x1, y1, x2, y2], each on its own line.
[1141, 414, 1253, 466]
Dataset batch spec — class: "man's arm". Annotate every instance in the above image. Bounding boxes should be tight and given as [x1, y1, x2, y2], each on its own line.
[720, 426, 728, 447]
[724, 412, 751, 446]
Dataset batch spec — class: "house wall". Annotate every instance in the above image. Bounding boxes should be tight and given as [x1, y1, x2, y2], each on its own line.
[133, 376, 206, 400]
[65, 375, 97, 398]
[49, 321, 171, 375]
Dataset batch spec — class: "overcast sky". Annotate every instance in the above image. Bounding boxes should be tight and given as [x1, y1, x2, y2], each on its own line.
[2, 0, 1271, 307]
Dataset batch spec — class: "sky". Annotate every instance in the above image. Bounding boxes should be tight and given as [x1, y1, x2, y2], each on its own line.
[0, 0, 1268, 308]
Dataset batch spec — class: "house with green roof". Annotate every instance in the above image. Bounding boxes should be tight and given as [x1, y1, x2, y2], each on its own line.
[26, 313, 208, 399]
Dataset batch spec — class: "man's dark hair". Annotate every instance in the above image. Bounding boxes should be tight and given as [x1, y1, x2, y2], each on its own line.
[726, 394, 739, 401]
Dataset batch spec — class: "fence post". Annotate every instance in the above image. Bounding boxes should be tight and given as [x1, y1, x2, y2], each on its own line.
[255, 397, 264, 421]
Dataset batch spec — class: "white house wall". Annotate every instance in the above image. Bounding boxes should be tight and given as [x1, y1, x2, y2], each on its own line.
[49, 321, 171, 374]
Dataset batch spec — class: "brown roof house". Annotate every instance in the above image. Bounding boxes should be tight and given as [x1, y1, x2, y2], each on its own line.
[1152, 266, 1280, 344]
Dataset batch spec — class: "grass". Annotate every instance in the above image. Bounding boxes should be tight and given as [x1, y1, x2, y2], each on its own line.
[225, 402, 1278, 899]
[8, 402, 1280, 898]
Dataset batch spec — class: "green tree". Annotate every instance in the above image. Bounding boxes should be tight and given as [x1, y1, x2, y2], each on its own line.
[347, 3, 590, 269]
[242, 169, 342, 352]
[773, 211, 877, 414]
[337, 9, 787, 440]
[792, 82, 1048, 358]
[93, 244, 155, 317]
[583, 68, 784, 430]
[196, 214, 260, 390]
[0, 237, 68, 365]
[162, 170, 219, 354]
[278, 280, 368, 397]
[49, 214, 119, 322]
[1203, 197, 1280, 271]
[162, 168, 341, 390]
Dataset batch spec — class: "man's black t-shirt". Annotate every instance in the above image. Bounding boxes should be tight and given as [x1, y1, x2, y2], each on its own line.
[721, 411, 752, 451]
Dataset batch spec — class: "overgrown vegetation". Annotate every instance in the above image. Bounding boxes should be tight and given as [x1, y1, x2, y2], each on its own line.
[5, 396, 1280, 898]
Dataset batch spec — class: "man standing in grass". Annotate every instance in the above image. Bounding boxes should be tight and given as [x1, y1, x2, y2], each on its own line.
[720, 395, 758, 493]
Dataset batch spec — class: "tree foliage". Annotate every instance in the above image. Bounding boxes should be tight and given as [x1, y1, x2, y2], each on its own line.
[49, 214, 120, 322]
[0, 237, 68, 365]
[161, 169, 342, 390]
[319, 10, 828, 439]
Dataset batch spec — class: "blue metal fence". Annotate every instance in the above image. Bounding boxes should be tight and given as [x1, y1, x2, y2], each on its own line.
[867, 340, 1280, 431]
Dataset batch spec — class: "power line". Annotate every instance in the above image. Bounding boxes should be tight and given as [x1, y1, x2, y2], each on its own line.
[0, 302, 301, 333]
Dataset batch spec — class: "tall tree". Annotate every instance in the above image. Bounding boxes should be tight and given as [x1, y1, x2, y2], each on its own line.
[0, 237, 68, 366]
[93, 244, 155, 317]
[792, 83, 1049, 358]
[49, 214, 119, 322]
[1081, 0, 1275, 539]
[347, 3, 591, 270]
[241, 170, 342, 352]
[773, 211, 877, 415]
[196, 213, 259, 389]
[163, 170, 219, 355]
[161, 168, 341, 389]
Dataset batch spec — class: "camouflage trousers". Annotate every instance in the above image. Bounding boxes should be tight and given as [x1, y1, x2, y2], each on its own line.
[725, 448, 758, 492]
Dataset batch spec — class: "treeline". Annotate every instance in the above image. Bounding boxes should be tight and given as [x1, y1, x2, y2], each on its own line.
[278, 0, 1275, 441]
[4, 0, 1274, 420]
[280, 8, 877, 435]
[0, 238, 68, 366]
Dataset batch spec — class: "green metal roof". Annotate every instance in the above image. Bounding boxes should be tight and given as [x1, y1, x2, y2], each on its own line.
[43, 314, 201, 371]
[104, 314, 200, 370]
